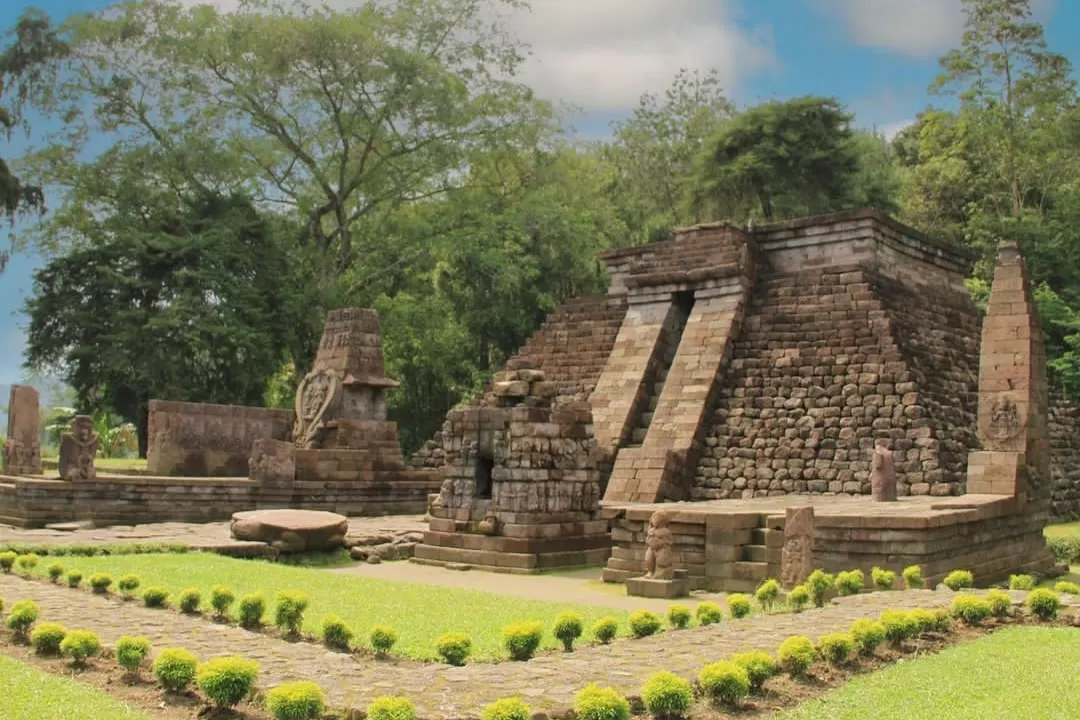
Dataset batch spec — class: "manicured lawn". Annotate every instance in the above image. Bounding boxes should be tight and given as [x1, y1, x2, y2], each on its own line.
[779, 627, 1080, 720]
[30, 553, 631, 660]
[1, 655, 150, 719]
[1045, 521, 1080, 538]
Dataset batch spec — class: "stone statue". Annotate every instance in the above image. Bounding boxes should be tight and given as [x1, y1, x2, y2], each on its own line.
[292, 368, 341, 449]
[988, 394, 1022, 440]
[644, 510, 674, 580]
[870, 445, 898, 502]
[780, 506, 814, 588]
[58, 415, 98, 482]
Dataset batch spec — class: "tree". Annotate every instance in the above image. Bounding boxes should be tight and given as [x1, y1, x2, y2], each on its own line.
[690, 96, 892, 223]
[23, 188, 311, 455]
[21, 0, 553, 285]
[0, 8, 68, 270]
[604, 68, 733, 244]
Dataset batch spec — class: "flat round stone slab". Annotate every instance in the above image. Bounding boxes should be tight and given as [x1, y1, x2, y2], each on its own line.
[230, 509, 349, 553]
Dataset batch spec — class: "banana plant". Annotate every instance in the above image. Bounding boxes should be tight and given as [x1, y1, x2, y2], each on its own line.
[92, 410, 137, 458]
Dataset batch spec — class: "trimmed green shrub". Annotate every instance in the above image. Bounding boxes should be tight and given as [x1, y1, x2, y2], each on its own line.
[321, 615, 353, 651]
[817, 632, 854, 666]
[60, 629, 101, 667]
[695, 601, 723, 626]
[727, 593, 752, 619]
[903, 565, 924, 589]
[879, 609, 918, 644]
[153, 648, 198, 692]
[665, 604, 692, 630]
[943, 569, 974, 591]
[481, 697, 531, 720]
[731, 650, 776, 692]
[787, 584, 810, 613]
[591, 617, 619, 644]
[47, 562, 64, 582]
[267, 681, 326, 720]
[370, 625, 398, 656]
[553, 611, 584, 650]
[908, 608, 939, 634]
[1009, 574, 1036, 591]
[238, 592, 266, 629]
[0, 550, 16, 572]
[116, 636, 152, 674]
[951, 594, 992, 625]
[117, 574, 141, 597]
[89, 572, 113, 594]
[1048, 536, 1080, 564]
[931, 608, 953, 633]
[777, 635, 816, 676]
[573, 683, 630, 720]
[1027, 588, 1062, 621]
[698, 660, 750, 706]
[1054, 581, 1080, 595]
[986, 589, 1012, 618]
[16, 553, 39, 575]
[6, 599, 40, 640]
[196, 656, 260, 708]
[178, 588, 201, 614]
[629, 609, 663, 637]
[871, 566, 896, 591]
[142, 586, 169, 608]
[641, 671, 692, 719]
[502, 621, 543, 661]
[435, 632, 472, 666]
[66, 569, 83, 588]
[368, 697, 416, 720]
[274, 590, 310, 635]
[210, 585, 236, 617]
[835, 569, 864, 596]
[30, 622, 67, 655]
[806, 570, 834, 608]
[755, 579, 782, 613]
[849, 619, 886, 656]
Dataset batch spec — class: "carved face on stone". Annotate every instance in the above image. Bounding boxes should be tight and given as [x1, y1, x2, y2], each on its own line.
[989, 395, 1021, 440]
[649, 511, 671, 530]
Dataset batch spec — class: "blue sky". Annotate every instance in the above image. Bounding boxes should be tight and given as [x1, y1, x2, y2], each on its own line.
[1, 0, 1079, 389]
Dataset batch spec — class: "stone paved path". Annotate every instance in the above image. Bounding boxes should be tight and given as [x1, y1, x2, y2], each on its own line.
[0, 574, 1020, 718]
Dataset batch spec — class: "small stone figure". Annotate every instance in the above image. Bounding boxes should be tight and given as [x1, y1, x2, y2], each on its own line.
[870, 445, 898, 502]
[780, 506, 814, 589]
[644, 510, 674, 580]
[58, 415, 98, 482]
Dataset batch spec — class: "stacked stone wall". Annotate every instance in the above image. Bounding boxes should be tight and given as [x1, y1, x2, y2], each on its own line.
[1049, 387, 1080, 520]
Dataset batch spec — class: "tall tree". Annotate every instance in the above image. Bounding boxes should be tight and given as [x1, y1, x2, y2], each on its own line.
[0, 8, 68, 270]
[23, 187, 312, 454]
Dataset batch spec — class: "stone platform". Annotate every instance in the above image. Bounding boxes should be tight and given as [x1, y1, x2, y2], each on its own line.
[602, 494, 1056, 592]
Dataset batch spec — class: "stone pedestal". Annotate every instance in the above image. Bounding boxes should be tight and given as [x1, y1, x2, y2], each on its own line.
[626, 570, 690, 598]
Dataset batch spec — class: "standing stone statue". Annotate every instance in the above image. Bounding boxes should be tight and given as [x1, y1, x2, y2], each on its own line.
[58, 415, 99, 482]
[871, 445, 898, 502]
[780, 506, 814, 589]
[3, 384, 42, 476]
[643, 510, 674, 580]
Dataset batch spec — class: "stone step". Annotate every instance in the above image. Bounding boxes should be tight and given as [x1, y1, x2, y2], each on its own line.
[647, 396, 658, 411]
[631, 428, 647, 443]
[740, 545, 771, 563]
[639, 412, 654, 426]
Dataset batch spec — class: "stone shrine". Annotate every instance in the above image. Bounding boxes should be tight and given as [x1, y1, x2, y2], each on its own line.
[414, 209, 1064, 589]
[2, 385, 42, 476]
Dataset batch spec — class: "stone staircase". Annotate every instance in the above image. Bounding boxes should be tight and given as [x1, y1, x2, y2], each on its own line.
[626, 297, 693, 447]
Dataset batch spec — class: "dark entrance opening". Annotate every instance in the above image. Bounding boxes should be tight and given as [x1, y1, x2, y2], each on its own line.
[475, 453, 494, 500]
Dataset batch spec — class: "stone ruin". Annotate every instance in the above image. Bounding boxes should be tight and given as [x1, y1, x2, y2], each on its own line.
[412, 209, 1065, 586]
[412, 369, 609, 572]
[0, 308, 441, 527]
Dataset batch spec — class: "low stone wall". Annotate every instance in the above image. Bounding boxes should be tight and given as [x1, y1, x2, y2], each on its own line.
[147, 400, 294, 476]
[0, 478, 74, 527]
[1049, 389, 1080, 521]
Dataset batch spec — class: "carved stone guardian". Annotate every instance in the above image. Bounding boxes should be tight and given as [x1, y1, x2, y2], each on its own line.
[870, 445, 898, 502]
[644, 510, 675, 580]
[780, 506, 815, 589]
[292, 368, 342, 449]
[58, 415, 99, 482]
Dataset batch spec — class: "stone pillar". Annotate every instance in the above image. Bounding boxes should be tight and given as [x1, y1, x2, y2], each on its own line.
[780, 506, 814, 589]
[2, 385, 42, 476]
[966, 242, 1050, 510]
[871, 445, 898, 502]
[58, 415, 98, 482]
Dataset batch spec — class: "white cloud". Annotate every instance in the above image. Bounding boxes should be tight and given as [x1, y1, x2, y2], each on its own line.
[878, 118, 914, 140]
[175, 0, 776, 114]
[813, 0, 965, 57]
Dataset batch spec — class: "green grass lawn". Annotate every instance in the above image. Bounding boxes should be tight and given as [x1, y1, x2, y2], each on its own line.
[777, 627, 1080, 720]
[1045, 520, 1080, 539]
[29, 553, 631, 660]
[1, 655, 150, 719]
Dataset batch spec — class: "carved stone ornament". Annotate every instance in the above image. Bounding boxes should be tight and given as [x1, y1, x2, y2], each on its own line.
[780, 506, 814, 589]
[644, 510, 675, 580]
[59, 415, 99, 482]
[292, 368, 342, 449]
[986, 393, 1024, 441]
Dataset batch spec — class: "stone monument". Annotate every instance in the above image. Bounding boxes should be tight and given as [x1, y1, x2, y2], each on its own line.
[58, 415, 98, 482]
[2, 385, 42, 476]
[870, 445, 897, 502]
[780, 506, 814, 589]
[626, 509, 690, 598]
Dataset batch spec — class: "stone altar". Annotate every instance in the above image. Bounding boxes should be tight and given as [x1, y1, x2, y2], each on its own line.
[230, 509, 349, 553]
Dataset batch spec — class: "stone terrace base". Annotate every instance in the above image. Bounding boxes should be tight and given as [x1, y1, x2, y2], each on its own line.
[601, 495, 1057, 593]
[413, 514, 612, 574]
